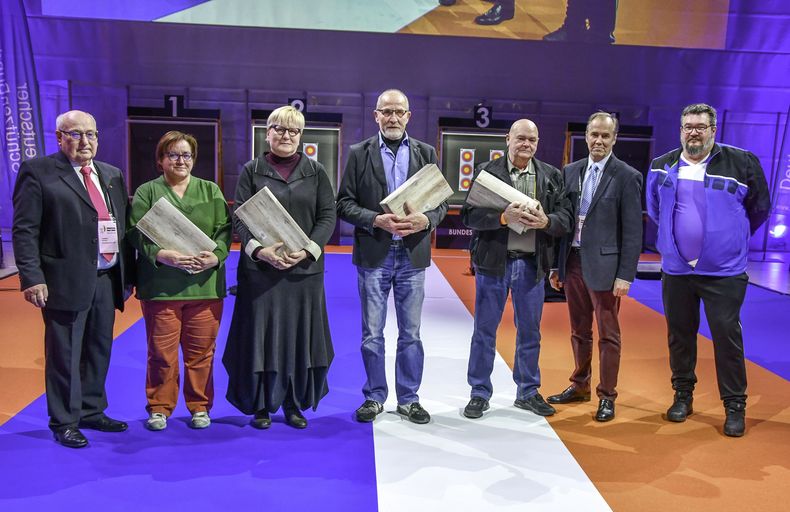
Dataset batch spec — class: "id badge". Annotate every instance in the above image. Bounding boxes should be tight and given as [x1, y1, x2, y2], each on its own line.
[98, 219, 119, 254]
[573, 215, 586, 245]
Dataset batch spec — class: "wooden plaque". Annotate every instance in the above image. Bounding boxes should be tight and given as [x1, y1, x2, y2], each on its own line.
[380, 163, 453, 216]
[135, 197, 217, 256]
[465, 170, 540, 234]
[234, 186, 311, 255]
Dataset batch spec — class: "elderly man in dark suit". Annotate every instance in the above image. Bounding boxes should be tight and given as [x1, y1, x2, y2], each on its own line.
[13, 110, 133, 448]
[461, 119, 573, 420]
[547, 112, 642, 422]
[337, 89, 448, 425]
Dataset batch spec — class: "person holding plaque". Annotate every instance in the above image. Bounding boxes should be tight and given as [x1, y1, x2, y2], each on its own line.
[128, 131, 231, 431]
[460, 119, 572, 420]
[223, 106, 336, 430]
[336, 89, 448, 425]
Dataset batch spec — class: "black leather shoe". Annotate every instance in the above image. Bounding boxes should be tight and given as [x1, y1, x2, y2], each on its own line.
[397, 402, 431, 424]
[355, 400, 384, 422]
[723, 402, 745, 437]
[463, 397, 490, 419]
[514, 393, 556, 416]
[595, 399, 615, 422]
[251, 410, 272, 430]
[438, 0, 456, 5]
[284, 407, 308, 429]
[474, 3, 515, 25]
[666, 391, 693, 422]
[79, 414, 128, 432]
[547, 385, 591, 404]
[53, 427, 88, 448]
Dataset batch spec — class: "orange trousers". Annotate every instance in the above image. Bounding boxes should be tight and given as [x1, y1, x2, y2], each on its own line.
[141, 299, 223, 416]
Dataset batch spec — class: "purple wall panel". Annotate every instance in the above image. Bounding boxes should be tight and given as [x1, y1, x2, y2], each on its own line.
[15, 15, 790, 247]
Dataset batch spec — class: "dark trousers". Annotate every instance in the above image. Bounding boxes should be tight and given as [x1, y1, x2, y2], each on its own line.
[42, 271, 117, 430]
[564, 251, 622, 400]
[661, 272, 748, 405]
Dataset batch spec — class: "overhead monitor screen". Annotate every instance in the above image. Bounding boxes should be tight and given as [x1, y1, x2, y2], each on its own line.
[37, 0, 777, 52]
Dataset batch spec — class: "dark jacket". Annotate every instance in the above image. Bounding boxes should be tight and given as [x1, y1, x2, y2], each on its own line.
[336, 134, 448, 269]
[233, 153, 336, 276]
[555, 155, 643, 291]
[646, 143, 770, 276]
[12, 151, 133, 311]
[461, 156, 573, 280]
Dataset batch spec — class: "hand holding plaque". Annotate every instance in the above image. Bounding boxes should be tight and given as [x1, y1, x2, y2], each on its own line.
[234, 186, 311, 257]
[465, 170, 540, 234]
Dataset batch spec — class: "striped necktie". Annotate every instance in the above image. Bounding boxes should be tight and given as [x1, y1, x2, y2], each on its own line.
[579, 164, 599, 217]
[80, 166, 113, 262]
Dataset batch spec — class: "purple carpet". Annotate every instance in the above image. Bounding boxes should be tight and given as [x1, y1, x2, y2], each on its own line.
[0, 253, 379, 511]
[629, 278, 790, 381]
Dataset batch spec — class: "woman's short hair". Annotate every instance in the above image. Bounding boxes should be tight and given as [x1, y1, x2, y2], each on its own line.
[156, 131, 198, 165]
[267, 106, 306, 130]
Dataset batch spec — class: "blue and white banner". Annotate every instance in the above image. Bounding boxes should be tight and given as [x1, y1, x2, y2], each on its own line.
[0, 0, 45, 229]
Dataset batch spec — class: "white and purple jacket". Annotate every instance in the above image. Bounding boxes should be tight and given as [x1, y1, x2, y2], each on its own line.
[647, 143, 770, 277]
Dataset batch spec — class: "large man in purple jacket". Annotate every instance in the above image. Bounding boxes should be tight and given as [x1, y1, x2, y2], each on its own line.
[646, 103, 770, 437]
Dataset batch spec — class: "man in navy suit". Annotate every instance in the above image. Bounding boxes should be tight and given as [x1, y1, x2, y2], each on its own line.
[337, 90, 448, 425]
[13, 110, 133, 447]
[547, 112, 642, 421]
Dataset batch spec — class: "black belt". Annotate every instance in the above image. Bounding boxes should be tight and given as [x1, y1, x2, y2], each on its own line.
[97, 267, 115, 276]
[507, 251, 534, 260]
[570, 246, 582, 255]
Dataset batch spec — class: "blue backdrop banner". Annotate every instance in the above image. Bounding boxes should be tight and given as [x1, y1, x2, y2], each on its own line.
[0, 0, 45, 230]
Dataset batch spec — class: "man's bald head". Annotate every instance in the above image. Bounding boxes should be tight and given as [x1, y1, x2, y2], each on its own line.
[506, 119, 540, 169]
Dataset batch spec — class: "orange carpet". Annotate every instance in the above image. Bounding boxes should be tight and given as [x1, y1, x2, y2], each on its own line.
[0, 275, 142, 426]
[433, 252, 790, 512]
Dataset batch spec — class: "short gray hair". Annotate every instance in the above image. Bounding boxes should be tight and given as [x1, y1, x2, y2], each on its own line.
[586, 111, 618, 134]
[55, 110, 97, 130]
[376, 89, 409, 110]
[681, 103, 717, 127]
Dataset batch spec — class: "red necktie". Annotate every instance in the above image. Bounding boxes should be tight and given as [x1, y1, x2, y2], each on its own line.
[80, 166, 113, 262]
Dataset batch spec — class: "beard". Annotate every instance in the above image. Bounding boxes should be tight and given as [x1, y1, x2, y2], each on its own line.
[682, 136, 714, 157]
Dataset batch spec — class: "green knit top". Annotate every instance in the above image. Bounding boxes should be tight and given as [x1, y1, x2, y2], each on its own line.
[128, 175, 231, 301]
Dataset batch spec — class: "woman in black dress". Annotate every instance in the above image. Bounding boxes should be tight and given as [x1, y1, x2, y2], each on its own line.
[223, 106, 336, 429]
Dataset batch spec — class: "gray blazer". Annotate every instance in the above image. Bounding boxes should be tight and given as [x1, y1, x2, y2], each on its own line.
[555, 154, 643, 291]
[336, 134, 448, 269]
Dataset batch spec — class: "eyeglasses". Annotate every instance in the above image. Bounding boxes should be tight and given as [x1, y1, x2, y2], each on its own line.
[166, 152, 193, 162]
[270, 125, 302, 137]
[58, 130, 98, 141]
[681, 124, 712, 134]
[376, 109, 409, 119]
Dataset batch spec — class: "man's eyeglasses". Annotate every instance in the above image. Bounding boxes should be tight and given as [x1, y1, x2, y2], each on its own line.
[681, 124, 712, 134]
[270, 125, 302, 137]
[58, 130, 98, 141]
[166, 152, 193, 162]
[376, 109, 409, 119]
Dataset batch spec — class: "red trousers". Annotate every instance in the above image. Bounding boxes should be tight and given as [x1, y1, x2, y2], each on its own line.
[141, 299, 223, 415]
[564, 251, 622, 400]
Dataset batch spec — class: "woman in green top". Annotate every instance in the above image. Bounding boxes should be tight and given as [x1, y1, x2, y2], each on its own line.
[128, 131, 231, 431]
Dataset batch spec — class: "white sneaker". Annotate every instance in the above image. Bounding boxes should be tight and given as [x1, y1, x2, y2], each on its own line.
[190, 411, 211, 429]
[146, 412, 167, 431]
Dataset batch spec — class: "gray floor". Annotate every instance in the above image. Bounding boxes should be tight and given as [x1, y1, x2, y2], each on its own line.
[747, 252, 790, 295]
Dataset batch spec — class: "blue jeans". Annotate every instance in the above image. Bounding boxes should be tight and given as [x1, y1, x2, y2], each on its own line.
[358, 244, 425, 405]
[468, 257, 545, 401]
